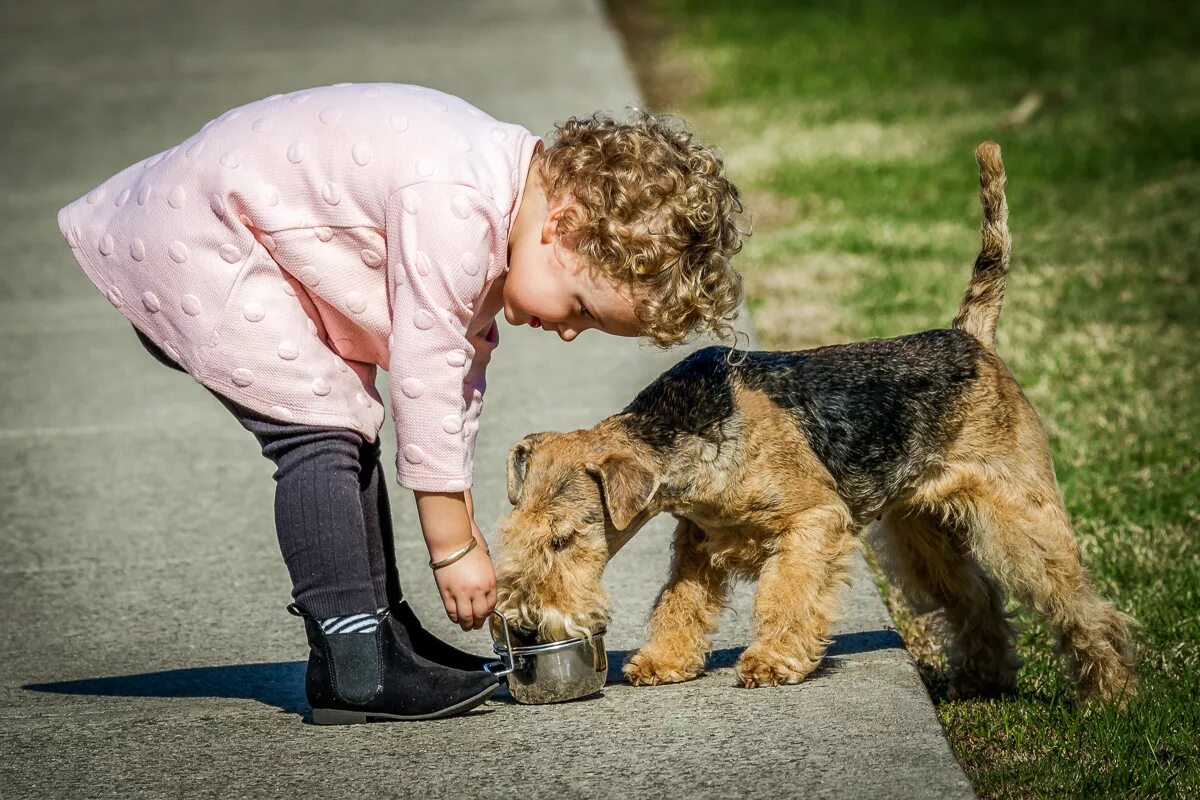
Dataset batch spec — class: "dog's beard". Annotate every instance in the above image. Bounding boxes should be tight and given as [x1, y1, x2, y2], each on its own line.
[496, 596, 590, 642]
[517, 605, 602, 643]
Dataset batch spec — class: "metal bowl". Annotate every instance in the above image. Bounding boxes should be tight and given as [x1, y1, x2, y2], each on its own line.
[486, 612, 608, 704]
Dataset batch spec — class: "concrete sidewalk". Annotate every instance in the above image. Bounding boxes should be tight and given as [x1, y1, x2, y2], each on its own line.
[0, 1, 973, 797]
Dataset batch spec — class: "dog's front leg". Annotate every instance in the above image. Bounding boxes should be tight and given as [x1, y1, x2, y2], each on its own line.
[624, 518, 728, 686]
[737, 504, 857, 688]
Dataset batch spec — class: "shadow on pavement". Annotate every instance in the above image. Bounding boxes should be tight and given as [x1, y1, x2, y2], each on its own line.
[24, 661, 308, 713]
[22, 630, 904, 713]
[604, 628, 905, 683]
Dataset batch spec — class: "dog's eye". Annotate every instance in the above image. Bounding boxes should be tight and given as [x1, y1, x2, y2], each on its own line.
[549, 532, 573, 551]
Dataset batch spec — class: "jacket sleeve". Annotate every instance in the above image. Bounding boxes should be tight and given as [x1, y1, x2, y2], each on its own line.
[384, 183, 505, 491]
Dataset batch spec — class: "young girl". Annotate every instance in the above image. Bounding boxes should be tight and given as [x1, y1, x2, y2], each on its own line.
[57, 83, 744, 723]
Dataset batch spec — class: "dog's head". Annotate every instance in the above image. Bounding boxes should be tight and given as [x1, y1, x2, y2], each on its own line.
[493, 423, 661, 642]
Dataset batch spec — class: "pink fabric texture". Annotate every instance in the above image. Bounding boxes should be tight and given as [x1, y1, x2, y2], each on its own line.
[58, 84, 540, 491]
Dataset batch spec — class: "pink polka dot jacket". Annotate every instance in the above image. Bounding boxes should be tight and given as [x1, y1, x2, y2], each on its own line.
[57, 84, 540, 492]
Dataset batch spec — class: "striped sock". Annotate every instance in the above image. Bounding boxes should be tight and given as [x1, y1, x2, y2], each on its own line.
[319, 608, 387, 635]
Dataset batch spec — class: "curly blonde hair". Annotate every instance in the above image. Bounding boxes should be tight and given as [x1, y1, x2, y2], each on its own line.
[540, 110, 746, 347]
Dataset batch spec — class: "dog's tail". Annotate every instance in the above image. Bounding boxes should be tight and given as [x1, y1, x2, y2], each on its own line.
[952, 141, 1011, 347]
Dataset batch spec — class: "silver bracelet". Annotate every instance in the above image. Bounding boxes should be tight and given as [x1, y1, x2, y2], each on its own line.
[428, 538, 477, 571]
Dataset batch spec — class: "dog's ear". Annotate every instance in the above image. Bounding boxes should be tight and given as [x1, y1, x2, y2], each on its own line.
[506, 433, 546, 506]
[586, 451, 659, 531]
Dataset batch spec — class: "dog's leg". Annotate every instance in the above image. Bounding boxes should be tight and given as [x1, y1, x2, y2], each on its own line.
[625, 518, 729, 686]
[737, 504, 857, 688]
[946, 479, 1138, 705]
[870, 508, 1021, 698]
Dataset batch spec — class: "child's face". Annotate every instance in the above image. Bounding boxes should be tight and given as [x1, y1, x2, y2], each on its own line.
[504, 187, 641, 342]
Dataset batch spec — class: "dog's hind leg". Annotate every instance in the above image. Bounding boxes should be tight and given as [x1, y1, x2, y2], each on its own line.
[736, 504, 857, 688]
[870, 507, 1021, 698]
[625, 518, 730, 686]
[933, 470, 1138, 705]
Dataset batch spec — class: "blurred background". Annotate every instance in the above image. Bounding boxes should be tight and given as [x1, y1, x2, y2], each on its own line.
[609, 1, 1198, 797]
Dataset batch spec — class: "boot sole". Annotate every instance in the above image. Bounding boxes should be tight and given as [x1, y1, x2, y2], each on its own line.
[311, 683, 499, 725]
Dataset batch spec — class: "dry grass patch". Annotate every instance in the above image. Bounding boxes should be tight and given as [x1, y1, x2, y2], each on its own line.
[741, 251, 866, 348]
[607, 0, 717, 109]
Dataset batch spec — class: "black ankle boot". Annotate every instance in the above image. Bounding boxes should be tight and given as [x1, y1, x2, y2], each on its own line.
[288, 604, 498, 724]
[390, 598, 496, 672]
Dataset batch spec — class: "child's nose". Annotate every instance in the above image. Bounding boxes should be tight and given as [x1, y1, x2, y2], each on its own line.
[558, 327, 579, 342]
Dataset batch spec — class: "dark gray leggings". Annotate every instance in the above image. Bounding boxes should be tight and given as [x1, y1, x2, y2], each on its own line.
[134, 327, 401, 618]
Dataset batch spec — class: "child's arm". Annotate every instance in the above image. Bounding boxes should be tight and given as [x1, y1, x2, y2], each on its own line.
[463, 489, 489, 554]
[415, 490, 495, 631]
[383, 184, 507, 628]
[383, 183, 505, 494]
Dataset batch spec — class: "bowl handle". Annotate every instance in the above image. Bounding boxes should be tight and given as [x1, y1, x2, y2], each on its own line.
[484, 610, 515, 677]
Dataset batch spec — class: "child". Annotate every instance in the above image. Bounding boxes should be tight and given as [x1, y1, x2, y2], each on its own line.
[57, 83, 745, 723]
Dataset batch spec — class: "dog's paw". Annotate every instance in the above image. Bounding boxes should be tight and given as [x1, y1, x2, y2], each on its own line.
[624, 650, 702, 686]
[735, 649, 815, 688]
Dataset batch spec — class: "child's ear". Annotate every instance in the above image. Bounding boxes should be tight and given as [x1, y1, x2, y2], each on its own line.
[541, 196, 574, 245]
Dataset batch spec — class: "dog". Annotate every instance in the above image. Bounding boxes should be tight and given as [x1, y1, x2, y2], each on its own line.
[493, 142, 1137, 704]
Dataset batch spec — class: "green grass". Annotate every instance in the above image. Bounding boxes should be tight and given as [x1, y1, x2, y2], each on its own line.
[612, 1, 1200, 796]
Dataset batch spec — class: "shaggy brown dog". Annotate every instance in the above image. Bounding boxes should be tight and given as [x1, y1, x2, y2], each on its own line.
[493, 142, 1137, 704]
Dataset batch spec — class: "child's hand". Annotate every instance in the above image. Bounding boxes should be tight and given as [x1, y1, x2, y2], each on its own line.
[431, 537, 496, 631]
[415, 490, 496, 631]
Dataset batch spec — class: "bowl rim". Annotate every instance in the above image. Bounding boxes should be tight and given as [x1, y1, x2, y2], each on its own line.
[491, 629, 608, 657]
